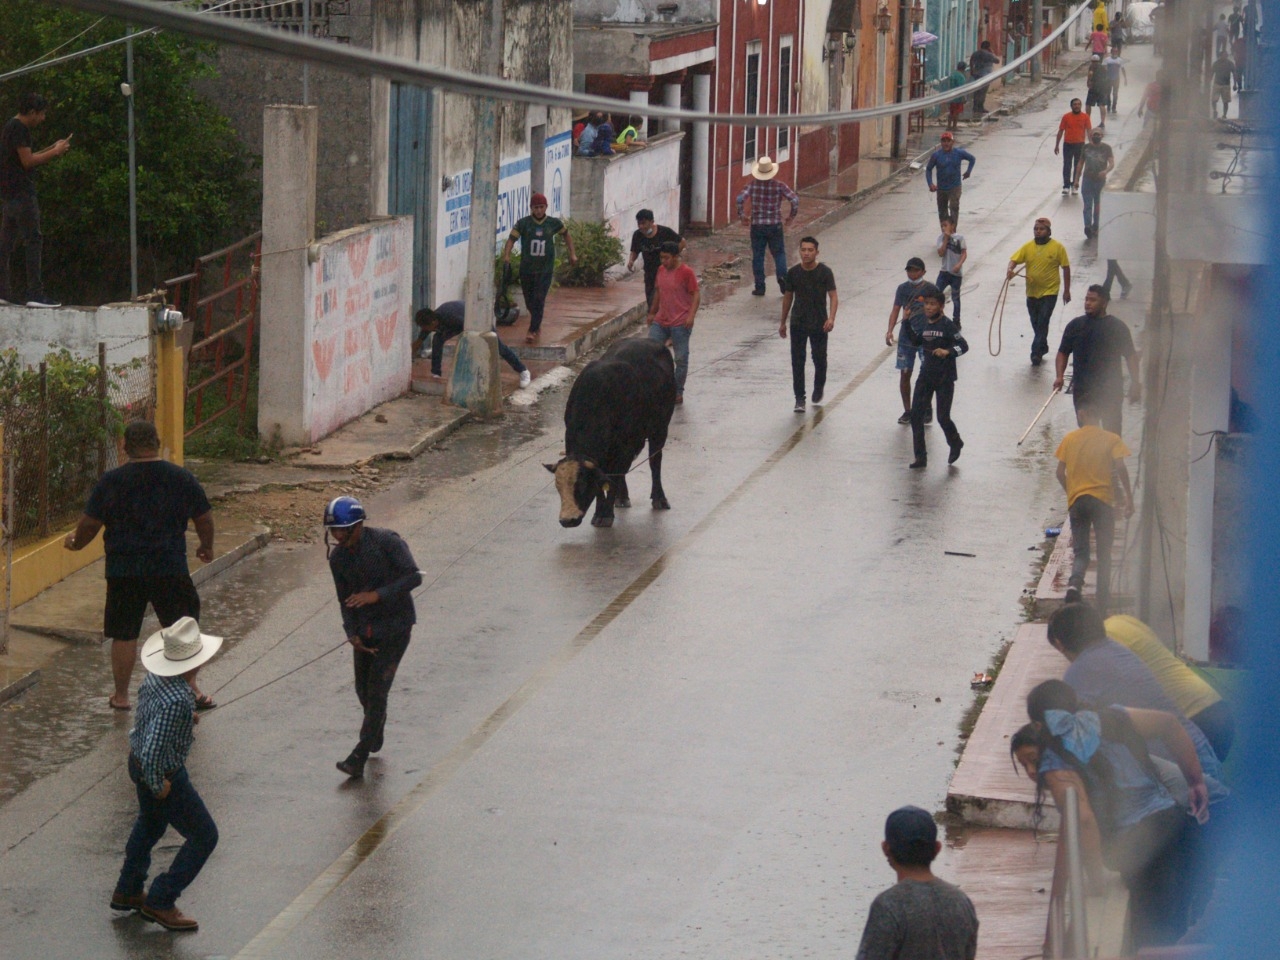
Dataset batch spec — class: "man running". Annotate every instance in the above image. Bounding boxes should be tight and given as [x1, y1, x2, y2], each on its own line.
[1007, 218, 1071, 366]
[885, 259, 938, 424]
[935, 217, 966, 329]
[1054, 284, 1140, 436]
[779, 236, 837, 412]
[903, 288, 968, 469]
[501, 192, 577, 344]
[647, 241, 700, 404]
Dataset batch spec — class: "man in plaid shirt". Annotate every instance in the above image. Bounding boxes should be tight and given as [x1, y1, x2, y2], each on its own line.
[112, 617, 222, 932]
[736, 156, 799, 297]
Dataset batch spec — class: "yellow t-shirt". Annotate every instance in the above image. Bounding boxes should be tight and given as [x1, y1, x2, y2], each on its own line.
[1105, 615, 1223, 718]
[1055, 424, 1130, 506]
[1010, 239, 1070, 298]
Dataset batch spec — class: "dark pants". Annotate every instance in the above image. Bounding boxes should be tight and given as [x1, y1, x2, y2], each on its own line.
[104, 575, 201, 641]
[520, 272, 553, 333]
[910, 376, 961, 461]
[789, 325, 828, 403]
[1191, 699, 1235, 761]
[1110, 807, 1200, 949]
[118, 757, 218, 909]
[0, 194, 45, 302]
[351, 628, 412, 760]
[643, 268, 659, 307]
[1068, 493, 1115, 610]
[1062, 142, 1085, 186]
[973, 81, 989, 113]
[935, 186, 962, 225]
[749, 224, 787, 292]
[1073, 389, 1124, 436]
[1026, 294, 1058, 360]
[429, 329, 526, 376]
[936, 270, 962, 326]
[1102, 260, 1130, 299]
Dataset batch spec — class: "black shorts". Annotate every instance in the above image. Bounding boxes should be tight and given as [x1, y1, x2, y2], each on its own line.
[104, 575, 201, 641]
[1086, 89, 1106, 107]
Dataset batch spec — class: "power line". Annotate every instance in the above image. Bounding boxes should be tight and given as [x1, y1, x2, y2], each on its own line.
[45, 0, 1090, 127]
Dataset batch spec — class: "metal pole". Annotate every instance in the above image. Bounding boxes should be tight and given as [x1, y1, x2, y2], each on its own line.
[1063, 786, 1089, 958]
[892, 0, 910, 159]
[1031, 0, 1043, 82]
[302, 0, 310, 105]
[126, 27, 138, 298]
[1, 456, 11, 656]
[98, 341, 108, 476]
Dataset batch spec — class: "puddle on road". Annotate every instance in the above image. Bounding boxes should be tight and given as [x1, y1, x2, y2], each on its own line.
[0, 547, 313, 805]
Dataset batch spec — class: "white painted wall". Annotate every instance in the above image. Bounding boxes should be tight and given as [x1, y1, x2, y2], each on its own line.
[0, 304, 150, 368]
[569, 133, 683, 244]
[304, 217, 414, 442]
[436, 130, 575, 302]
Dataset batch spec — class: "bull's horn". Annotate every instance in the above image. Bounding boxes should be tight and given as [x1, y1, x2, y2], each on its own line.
[583, 460, 596, 470]
[544, 463, 557, 473]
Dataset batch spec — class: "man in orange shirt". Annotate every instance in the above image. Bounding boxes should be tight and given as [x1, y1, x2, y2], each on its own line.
[1054, 98, 1092, 195]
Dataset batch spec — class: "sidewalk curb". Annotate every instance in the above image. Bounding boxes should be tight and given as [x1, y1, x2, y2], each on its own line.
[0, 667, 40, 707]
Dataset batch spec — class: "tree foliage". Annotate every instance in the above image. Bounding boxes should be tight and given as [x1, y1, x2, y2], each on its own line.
[0, 3, 259, 304]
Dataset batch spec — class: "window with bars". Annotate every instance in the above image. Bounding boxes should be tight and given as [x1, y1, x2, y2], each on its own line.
[199, 0, 336, 36]
[744, 41, 761, 163]
[777, 37, 793, 158]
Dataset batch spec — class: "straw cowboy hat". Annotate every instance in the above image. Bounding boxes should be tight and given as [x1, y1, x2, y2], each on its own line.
[750, 156, 780, 181]
[141, 617, 224, 677]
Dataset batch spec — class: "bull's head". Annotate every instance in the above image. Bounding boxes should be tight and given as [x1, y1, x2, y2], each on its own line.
[544, 457, 608, 527]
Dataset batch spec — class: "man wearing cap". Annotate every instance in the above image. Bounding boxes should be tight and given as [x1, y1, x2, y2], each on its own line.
[856, 805, 979, 960]
[1079, 129, 1114, 239]
[1007, 218, 1071, 365]
[1054, 98, 1092, 194]
[736, 156, 799, 297]
[111, 617, 222, 932]
[924, 132, 975, 227]
[324, 496, 423, 778]
[884, 259, 937, 425]
[627, 209, 684, 307]
[503, 193, 577, 344]
[65, 419, 216, 712]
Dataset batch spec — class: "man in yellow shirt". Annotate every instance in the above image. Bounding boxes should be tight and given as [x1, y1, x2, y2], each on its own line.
[1055, 404, 1131, 611]
[1008, 217, 1071, 366]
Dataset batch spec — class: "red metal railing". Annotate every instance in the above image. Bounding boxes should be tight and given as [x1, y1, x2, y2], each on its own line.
[164, 232, 262, 439]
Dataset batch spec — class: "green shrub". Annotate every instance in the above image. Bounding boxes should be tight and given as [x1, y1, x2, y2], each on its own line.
[556, 219, 624, 287]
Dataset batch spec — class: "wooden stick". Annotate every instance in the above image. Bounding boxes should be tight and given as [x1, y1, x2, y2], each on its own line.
[1017, 386, 1061, 445]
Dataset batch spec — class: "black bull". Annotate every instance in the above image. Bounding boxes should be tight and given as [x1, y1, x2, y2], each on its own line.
[545, 338, 677, 527]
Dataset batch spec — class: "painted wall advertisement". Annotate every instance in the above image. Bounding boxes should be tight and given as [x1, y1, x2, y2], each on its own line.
[436, 130, 573, 301]
[305, 217, 414, 442]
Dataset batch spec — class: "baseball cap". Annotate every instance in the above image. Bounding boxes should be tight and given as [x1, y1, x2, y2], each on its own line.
[530, 192, 548, 206]
[1091, 53, 1102, 60]
[884, 806, 937, 862]
[906, 257, 926, 271]
[940, 131, 954, 140]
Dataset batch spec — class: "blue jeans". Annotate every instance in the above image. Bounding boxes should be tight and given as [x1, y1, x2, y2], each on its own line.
[1026, 294, 1058, 360]
[1081, 176, 1103, 232]
[936, 270, 962, 325]
[648, 322, 691, 395]
[118, 757, 218, 909]
[749, 224, 787, 292]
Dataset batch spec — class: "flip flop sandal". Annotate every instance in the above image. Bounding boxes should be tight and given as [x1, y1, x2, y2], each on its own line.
[108, 696, 131, 711]
[194, 694, 218, 711]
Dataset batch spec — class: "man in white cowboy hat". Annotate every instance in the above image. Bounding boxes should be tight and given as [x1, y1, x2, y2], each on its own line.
[111, 617, 222, 932]
[736, 155, 799, 297]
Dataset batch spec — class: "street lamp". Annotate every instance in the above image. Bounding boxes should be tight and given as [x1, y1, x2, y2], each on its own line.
[910, 0, 925, 26]
[876, 3, 893, 33]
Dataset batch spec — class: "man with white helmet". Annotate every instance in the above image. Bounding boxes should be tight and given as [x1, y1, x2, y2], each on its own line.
[324, 496, 422, 778]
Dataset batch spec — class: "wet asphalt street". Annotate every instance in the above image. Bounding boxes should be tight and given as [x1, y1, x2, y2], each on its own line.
[0, 47, 1157, 960]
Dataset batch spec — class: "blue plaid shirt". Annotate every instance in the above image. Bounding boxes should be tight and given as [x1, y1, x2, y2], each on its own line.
[129, 673, 196, 794]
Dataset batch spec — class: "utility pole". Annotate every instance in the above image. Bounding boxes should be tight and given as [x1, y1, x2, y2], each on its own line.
[891, 0, 910, 159]
[1031, 0, 1043, 82]
[449, 0, 505, 416]
[125, 26, 138, 298]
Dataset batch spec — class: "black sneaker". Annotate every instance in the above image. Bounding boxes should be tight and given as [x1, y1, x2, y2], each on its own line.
[948, 438, 964, 464]
[897, 411, 912, 425]
[751, 287, 766, 297]
[1064, 586, 1082, 604]
[909, 458, 928, 469]
[811, 388, 824, 404]
[793, 400, 805, 413]
[336, 754, 365, 778]
[1030, 355, 1043, 366]
[26, 296, 61, 308]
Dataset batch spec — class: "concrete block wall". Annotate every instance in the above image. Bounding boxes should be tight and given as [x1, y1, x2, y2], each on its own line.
[570, 132, 683, 241]
[0, 304, 150, 368]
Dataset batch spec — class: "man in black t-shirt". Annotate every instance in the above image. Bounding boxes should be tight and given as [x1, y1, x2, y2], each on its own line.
[779, 236, 838, 412]
[627, 209, 684, 307]
[65, 421, 216, 711]
[1054, 284, 1141, 435]
[0, 92, 71, 308]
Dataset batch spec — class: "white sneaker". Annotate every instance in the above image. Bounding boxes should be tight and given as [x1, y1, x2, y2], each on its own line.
[1062, 186, 1070, 195]
[26, 296, 61, 308]
[518, 369, 532, 388]
[1070, 185, 1079, 195]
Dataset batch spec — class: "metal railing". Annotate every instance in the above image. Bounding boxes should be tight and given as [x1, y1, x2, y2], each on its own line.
[1048, 785, 1090, 959]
